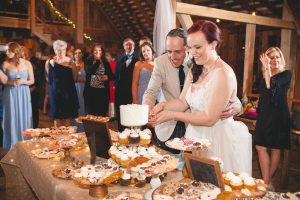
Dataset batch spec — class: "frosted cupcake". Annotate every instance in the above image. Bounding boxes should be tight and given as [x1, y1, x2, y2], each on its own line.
[119, 173, 131, 186]
[244, 177, 256, 191]
[230, 176, 243, 190]
[119, 132, 129, 145]
[135, 174, 146, 188]
[129, 132, 140, 144]
[140, 132, 151, 145]
[224, 172, 236, 185]
[120, 154, 129, 167]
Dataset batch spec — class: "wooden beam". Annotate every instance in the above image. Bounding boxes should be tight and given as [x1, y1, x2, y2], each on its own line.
[177, 14, 193, 30]
[176, 2, 295, 30]
[243, 24, 256, 95]
[30, 0, 36, 35]
[76, 0, 84, 44]
[280, 0, 297, 115]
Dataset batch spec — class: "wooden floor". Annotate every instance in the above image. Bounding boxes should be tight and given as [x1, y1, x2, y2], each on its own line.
[0, 110, 299, 199]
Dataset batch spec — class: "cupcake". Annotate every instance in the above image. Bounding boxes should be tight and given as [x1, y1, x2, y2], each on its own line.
[239, 172, 250, 181]
[230, 176, 243, 190]
[224, 172, 236, 185]
[119, 173, 131, 186]
[120, 154, 129, 167]
[129, 132, 140, 144]
[143, 128, 152, 135]
[243, 177, 256, 191]
[139, 132, 151, 145]
[135, 174, 146, 188]
[119, 132, 129, 145]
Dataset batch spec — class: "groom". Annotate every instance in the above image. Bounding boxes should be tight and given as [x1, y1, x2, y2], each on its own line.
[143, 28, 241, 152]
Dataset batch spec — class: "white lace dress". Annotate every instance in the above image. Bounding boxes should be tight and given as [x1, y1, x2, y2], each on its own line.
[185, 78, 252, 175]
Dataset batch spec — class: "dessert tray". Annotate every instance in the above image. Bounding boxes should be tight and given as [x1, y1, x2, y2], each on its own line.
[31, 147, 64, 159]
[108, 145, 160, 167]
[75, 115, 110, 123]
[23, 126, 77, 137]
[152, 178, 221, 200]
[58, 133, 88, 149]
[165, 137, 211, 151]
[73, 161, 123, 187]
[221, 172, 268, 198]
[52, 160, 84, 180]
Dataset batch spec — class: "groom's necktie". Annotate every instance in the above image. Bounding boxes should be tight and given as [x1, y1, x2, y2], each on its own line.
[179, 65, 185, 91]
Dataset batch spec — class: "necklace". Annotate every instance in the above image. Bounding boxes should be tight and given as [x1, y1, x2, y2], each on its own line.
[202, 56, 220, 74]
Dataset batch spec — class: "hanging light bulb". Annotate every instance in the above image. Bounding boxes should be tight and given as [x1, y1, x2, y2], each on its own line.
[216, 19, 220, 23]
[252, 11, 256, 16]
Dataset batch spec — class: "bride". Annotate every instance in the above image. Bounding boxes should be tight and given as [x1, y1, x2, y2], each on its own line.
[150, 20, 252, 174]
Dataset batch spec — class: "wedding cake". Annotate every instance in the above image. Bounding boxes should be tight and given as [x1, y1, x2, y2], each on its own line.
[120, 104, 149, 127]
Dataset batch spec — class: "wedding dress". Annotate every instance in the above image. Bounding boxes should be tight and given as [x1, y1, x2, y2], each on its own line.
[185, 74, 252, 175]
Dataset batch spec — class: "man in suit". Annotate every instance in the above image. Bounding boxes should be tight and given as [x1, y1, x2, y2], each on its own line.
[115, 38, 139, 131]
[143, 28, 241, 152]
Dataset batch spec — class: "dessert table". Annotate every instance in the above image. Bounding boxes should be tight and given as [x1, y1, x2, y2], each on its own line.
[0, 141, 183, 200]
[0, 141, 292, 200]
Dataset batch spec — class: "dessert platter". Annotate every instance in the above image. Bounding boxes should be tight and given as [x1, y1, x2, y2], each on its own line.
[52, 160, 84, 180]
[118, 128, 152, 146]
[23, 126, 78, 137]
[152, 178, 221, 200]
[165, 137, 211, 151]
[103, 192, 144, 200]
[221, 172, 268, 198]
[108, 145, 159, 167]
[31, 147, 64, 159]
[75, 115, 110, 123]
[73, 160, 123, 187]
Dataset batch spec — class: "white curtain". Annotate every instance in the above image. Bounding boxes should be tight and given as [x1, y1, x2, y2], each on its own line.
[153, 0, 176, 56]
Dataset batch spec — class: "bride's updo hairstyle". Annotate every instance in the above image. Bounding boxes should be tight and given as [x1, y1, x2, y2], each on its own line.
[187, 20, 222, 83]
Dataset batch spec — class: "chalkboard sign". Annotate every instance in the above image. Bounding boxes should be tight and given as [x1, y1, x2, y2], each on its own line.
[83, 119, 112, 164]
[184, 153, 224, 190]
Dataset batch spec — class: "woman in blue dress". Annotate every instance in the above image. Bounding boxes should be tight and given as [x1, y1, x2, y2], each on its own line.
[47, 40, 79, 127]
[2, 42, 34, 150]
[132, 42, 155, 104]
[73, 48, 86, 116]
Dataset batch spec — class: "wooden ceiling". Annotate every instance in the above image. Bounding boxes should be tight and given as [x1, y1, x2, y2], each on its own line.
[92, 0, 299, 40]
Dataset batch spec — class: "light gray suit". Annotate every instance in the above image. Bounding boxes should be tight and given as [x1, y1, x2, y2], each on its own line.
[142, 53, 191, 141]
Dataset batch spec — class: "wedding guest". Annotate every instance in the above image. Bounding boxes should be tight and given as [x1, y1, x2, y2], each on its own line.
[132, 42, 155, 104]
[84, 43, 113, 116]
[115, 38, 139, 130]
[48, 40, 79, 126]
[150, 20, 252, 174]
[254, 47, 291, 190]
[73, 48, 86, 116]
[2, 42, 34, 150]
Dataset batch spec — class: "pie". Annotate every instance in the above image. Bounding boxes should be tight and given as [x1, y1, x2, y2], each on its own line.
[75, 115, 109, 123]
[52, 161, 84, 180]
[31, 148, 63, 159]
[153, 178, 220, 200]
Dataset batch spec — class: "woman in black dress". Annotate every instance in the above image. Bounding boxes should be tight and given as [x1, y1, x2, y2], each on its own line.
[48, 40, 79, 126]
[255, 47, 291, 189]
[84, 43, 113, 116]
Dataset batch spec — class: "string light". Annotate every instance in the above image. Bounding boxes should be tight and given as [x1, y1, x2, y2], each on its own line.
[43, 0, 92, 41]
[252, 11, 256, 16]
[216, 19, 220, 23]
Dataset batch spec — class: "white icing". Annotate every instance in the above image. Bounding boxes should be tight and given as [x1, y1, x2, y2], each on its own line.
[120, 104, 149, 126]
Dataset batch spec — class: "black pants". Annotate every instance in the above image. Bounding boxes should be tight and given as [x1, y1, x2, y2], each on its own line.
[151, 121, 186, 154]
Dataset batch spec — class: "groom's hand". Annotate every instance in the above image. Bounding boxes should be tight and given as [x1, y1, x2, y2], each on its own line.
[220, 100, 241, 120]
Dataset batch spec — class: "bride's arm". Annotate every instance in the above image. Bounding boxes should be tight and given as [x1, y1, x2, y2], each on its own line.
[155, 68, 235, 126]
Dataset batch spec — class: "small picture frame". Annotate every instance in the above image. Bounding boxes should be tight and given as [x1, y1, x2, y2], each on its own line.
[83, 119, 112, 163]
[183, 153, 224, 190]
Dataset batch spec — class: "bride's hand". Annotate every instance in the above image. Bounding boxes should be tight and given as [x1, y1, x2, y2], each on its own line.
[151, 102, 166, 116]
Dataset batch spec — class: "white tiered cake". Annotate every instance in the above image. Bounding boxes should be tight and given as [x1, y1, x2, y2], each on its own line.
[120, 104, 149, 127]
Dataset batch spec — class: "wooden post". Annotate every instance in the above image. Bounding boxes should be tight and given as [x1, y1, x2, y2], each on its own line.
[243, 24, 256, 95]
[177, 14, 193, 30]
[30, 0, 36, 35]
[171, 0, 177, 28]
[76, 0, 84, 45]
[279, 0, 297, 188]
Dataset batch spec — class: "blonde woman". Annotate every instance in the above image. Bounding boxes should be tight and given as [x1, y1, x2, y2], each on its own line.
[2, 42, 34, 150]
[255, 47, 292, 190]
